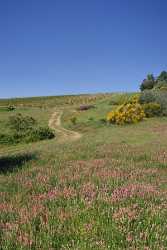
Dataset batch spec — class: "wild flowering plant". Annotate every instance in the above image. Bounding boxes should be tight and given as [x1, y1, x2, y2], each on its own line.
[107, 102, 145, 125]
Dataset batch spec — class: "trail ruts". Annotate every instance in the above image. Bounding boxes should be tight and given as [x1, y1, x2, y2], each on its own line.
[49, 110, 82, 142]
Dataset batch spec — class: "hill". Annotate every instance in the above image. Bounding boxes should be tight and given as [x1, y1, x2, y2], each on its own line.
[0, 92, 167, 249]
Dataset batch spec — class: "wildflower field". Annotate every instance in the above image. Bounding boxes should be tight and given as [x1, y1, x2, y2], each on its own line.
[1, 93, 167, 249]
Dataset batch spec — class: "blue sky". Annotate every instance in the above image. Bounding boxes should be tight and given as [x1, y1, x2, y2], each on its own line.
[0, 0, 167, 98]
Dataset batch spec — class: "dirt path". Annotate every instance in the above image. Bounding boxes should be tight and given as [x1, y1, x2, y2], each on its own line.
[49, 110, 82, 142]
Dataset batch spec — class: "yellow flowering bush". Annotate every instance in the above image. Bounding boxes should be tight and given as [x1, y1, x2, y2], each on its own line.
[107, 103, 145, 125]
[128, 94, 140, 104]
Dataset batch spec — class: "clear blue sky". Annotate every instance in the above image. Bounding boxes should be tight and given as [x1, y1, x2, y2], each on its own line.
[1, 0, 167, 98]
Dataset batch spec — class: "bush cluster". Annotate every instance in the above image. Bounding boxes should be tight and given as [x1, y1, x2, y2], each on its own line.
[7, 105, 15, 111]
[155, 92, 167, 115]
[70, 116, 77, 125]
[127, 94, 140, 104]
[142, 102, 161, 117]
[140, 71, 167, 91]
[107, 103, 145, 125]
[139, 90, 156, 104]
[8, 113, 37, 131]
[154, 81, 167, 91]
[23, 126, 55, 143]
[139, 90, 167, 116]
[0, 114, 55, 145]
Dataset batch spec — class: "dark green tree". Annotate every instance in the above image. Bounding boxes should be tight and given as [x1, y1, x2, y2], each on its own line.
[140, 74, 155, 91]
[157, 71, 167, 82]
[147, 74, 155, 82]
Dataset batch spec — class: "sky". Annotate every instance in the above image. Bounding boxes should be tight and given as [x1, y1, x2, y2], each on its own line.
[0, 0, 167, 98]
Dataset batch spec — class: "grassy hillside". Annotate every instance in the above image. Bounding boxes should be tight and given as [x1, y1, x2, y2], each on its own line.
[0, 93, 167, 249]
[0, 93, 113, 108]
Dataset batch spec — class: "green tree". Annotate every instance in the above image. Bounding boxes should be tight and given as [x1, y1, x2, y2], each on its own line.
[147, 74, 155, 82]
[157, 71, 167, 82]
[140, 73, 156, 91]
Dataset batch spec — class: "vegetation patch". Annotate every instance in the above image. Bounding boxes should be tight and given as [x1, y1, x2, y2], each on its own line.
[0, 105, 15, 112]
[142, 102, 162, 117]
[0, 113, 55, 145]
[107, 103, 145, 125]
[140, 71, 167, 91]
[1, 92, 167, 249]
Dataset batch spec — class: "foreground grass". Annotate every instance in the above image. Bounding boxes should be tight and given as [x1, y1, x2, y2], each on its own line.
[1, 98, 167, 249]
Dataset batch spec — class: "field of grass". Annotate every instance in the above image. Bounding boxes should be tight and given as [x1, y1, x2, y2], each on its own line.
[1, 93, 167, 249]
[0, 93, 113, 108]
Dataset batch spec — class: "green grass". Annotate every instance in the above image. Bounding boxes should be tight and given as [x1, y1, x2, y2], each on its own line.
[0, 107, 53, 132]
[1, 94, 167, 249]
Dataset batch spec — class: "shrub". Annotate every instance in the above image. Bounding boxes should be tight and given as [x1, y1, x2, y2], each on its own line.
[142, 103, 162, 117]
[139, 90, 157, 104]
[0, 133, 15, 144]
[0, 131, 27, 144]
[24, 127, 55, 143]
[107, 103, 145, 125]
[154, 81, 167, 90]
[77, 105, 95, 111]
[7, 105, 15, 111]
[159, 86, 167, 92]
[139, 71, 167, 91]
[127, 94, 140, 104]
[0, 127, 55, 145]
[155, 91, 167, 116]
[0, 114, 55, 145]
[139, 90, 167, 116]
[70, 116, 77, 125]
[8, 113, 37, 131]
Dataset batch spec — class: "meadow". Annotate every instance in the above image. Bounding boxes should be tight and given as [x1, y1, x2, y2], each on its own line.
[0, 93, 167, 249]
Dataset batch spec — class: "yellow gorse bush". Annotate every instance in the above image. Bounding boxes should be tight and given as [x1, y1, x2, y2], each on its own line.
[127, 94, 140, 104]
[107, 102, 145, 125]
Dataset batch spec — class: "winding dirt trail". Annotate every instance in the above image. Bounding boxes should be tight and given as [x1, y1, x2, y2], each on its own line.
[49, 110, 82, 142]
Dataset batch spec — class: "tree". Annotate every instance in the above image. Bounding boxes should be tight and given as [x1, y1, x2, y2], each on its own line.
[157, 71, 167, 82]
[147, 74, 155, 82]
[140, 74, 155, 91]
